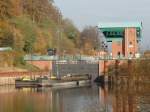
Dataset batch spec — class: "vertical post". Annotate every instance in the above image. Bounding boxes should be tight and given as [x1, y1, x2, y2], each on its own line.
[128, 59, 133, 85]
[56, 60, 60, 79]
[115, 60, 119, 84]
[104, 60, 109, 83]
[104, 60, 106, 75]
[128, 59, 132, 68]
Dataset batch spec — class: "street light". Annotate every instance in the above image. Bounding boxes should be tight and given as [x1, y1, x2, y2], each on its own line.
[56, 9, 62, 80]
[56, 9, 62, 56]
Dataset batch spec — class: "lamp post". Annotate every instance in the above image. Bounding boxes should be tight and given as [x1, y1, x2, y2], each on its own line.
[57, 10, 62, 56]
[56, 9, 62, 80]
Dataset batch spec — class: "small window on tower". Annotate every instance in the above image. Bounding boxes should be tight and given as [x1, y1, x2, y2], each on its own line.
[129, 42, 133, 48]
[129, 42, 132, 45]
[118, 52, 121, 57]
[117, 41, 121, 46]
[129, 52, 133, 57]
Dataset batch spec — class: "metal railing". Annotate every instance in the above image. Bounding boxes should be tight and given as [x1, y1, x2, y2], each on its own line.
[24, 55, 150, 61]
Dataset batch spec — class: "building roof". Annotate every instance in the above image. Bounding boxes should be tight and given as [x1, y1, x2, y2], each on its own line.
[98, 22, 142, 29]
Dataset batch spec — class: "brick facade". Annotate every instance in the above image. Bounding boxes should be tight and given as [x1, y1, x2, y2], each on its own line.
[112, 41, 123, 58]
[124, 28, 138, 57]
[111, 28, 138, 58]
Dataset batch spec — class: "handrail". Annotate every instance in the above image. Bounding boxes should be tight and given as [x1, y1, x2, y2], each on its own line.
[24, 55, 150, 61]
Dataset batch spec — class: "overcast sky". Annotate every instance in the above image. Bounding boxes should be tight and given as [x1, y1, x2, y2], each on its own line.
[54, 0, 150, 50]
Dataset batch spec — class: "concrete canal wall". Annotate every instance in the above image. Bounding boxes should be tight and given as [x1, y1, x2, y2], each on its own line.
[0, 72, 49, 85]
[0, 77, 16, 85]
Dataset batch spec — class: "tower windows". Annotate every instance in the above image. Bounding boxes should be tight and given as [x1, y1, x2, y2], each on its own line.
[129, 41, 133, 48]
[118, 52, 121, 57]
[130, 52, 132, 55]
[129, 42, 132, 45]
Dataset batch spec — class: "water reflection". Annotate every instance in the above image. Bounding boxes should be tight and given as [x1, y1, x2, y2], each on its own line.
[109, 84, 150, 112]
[0, 84, 149, 112]
[0, 86, 101, 112]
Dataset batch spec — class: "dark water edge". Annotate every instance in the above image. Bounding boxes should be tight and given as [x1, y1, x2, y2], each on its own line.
[0, 83, 149, 112]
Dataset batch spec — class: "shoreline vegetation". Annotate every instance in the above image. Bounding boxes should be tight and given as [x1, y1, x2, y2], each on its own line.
[108, 57, 150, 84]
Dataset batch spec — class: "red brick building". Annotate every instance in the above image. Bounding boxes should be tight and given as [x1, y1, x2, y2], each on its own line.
[98, 22, 142, 58]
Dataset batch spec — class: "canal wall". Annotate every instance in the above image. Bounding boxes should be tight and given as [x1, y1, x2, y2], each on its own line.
[0, 77, 16, 85]
[97, 60, 131, 83]
[0, 71, 49, 85]
[99, 60, 126, 74]
[26, 60, 53, 70]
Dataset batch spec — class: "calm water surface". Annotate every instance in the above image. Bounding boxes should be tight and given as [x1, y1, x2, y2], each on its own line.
[0, 84, 149, 112]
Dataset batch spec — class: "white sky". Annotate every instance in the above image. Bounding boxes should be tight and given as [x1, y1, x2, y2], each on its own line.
[54, 0, 150, 50]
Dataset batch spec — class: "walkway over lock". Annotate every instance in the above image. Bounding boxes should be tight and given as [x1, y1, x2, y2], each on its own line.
[24, 55, 150, 61]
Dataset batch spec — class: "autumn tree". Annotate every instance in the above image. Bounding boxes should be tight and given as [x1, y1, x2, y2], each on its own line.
[0, 21, 14, 47]
[11, 0, 23, 16]
[21, 0, 60, 23]
[0, 0, 13, 19]
[62, 19, 80, 46]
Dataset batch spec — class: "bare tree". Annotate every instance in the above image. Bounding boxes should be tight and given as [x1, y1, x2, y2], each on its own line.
[80, 26, 101, 54]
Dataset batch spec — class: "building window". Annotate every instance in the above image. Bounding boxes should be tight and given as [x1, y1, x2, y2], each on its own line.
[129, 42, 132, 45]
[129, 42, 133, 48]
[118, 52, 121, 57]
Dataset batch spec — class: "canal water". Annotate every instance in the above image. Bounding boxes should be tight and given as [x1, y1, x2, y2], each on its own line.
[0, 84, 149, 112]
